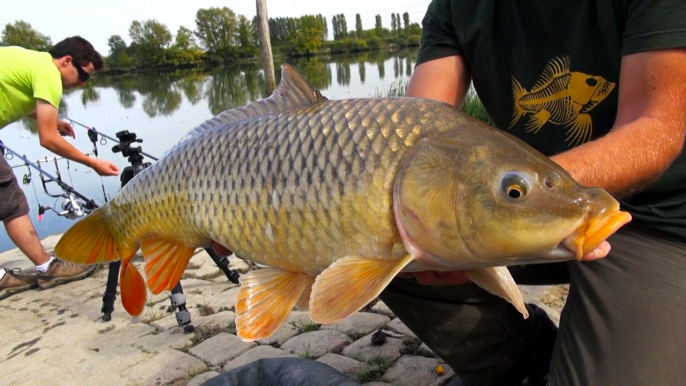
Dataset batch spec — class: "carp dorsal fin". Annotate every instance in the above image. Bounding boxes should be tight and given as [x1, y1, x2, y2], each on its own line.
[179, 64, 327, 142]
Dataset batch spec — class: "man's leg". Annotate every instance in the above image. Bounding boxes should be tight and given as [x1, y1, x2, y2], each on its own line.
[549, 224, 686, 385]
[4, 214, 51, 266]
[379, 263, 567, 386]
[1, 175, 95, 291]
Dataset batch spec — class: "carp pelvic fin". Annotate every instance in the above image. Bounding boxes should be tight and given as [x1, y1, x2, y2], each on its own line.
[235, 268, 313, 341]
[54, 207, 126, 265]
[141, 237, 196, 295]
[309, 254, 414, 324]
[465, 267, 529, 318]
[120, 258, 147, 316]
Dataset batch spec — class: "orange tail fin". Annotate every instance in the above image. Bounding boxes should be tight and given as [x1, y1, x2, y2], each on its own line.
[54, 207, 134, 264]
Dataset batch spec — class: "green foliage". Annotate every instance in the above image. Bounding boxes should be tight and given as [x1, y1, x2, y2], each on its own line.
[129, 19, 172, 66]
[237, 15, 255, 49]
[403, 12, 410, 35]
[289, 15, 325, 55]
[174, 26, 197, 51]
[367, 35, 383, 48]
[461, 88, 493, 125]
[408, 23, 422, 37]
[2, 7, 423, 71]
[332, 14, 348, 40]
[375, 15, 383, 37]
[1, 20, 52, 51]
[355, 14, 363, 37]
[194, 7, 238, 53]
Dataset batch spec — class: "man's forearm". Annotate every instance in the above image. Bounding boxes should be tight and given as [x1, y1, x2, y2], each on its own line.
[551, 117, 684, 197]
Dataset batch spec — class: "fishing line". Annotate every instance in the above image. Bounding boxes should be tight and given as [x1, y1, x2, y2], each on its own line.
[61, 116, 159, 161]
[22, 159, 42, 206]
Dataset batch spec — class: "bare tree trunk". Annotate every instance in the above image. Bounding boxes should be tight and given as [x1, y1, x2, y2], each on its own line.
[256, 0, 276, 95]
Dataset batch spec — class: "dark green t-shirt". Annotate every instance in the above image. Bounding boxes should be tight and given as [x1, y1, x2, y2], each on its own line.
[416, 0, 686, 242]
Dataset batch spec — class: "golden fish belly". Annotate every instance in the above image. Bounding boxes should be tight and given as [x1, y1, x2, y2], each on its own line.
[109, 98, 442, 276]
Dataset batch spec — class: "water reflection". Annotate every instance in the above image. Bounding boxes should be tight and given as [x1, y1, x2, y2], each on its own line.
[63, 49, 417, 120]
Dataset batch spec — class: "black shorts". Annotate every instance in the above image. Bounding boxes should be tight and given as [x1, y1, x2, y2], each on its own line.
[0, 156, 29, 222]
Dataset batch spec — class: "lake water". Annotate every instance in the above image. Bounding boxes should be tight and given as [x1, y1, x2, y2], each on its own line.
[0, 49, 417, 252]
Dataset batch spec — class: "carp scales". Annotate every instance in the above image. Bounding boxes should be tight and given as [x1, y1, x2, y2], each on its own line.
[55, 64, 631, 341]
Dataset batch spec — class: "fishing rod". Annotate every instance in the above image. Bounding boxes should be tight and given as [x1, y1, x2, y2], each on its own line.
[60, 116, 159, 161]
[9, 154, 93, 168]
[0, 142, 99, 220]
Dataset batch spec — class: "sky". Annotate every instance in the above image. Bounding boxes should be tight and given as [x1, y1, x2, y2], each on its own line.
[1, 0, 431, 55]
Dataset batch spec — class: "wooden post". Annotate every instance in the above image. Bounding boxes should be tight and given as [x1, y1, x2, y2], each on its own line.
[256, 0, 276, 95]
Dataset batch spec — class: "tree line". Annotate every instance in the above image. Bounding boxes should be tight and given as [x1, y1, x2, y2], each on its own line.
[1, 8, 421, 71]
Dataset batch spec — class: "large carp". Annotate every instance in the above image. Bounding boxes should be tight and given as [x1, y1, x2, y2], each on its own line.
[55, 65, 630, 341]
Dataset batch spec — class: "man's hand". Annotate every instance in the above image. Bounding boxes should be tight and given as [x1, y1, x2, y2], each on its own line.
[56, 120, 75, 138]
[89, 158, 120, 176]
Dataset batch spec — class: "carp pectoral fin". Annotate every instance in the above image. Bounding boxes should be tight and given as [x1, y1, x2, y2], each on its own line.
[465, 267, 529, 318]
[309, 254, 414, 324]
[235, 268, 312, 341]
[141, 238, 196, 295]
[120, 258, 147, 316]
[524, 110, 551, 134]
[295, 276, 316, 311]
[54, 207, 127, 264]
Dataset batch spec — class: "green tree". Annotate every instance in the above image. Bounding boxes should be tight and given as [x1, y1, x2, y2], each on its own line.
[106, 35, 134, 68]
[375, 15, 383, 37]
[0, 20, 52, 51]
[332, 15, 340, 40]
[194, 7, 238, 54]
[129, 19, 172, 65]
[237, 15, 256, 53]
[290, 15, 324, 54]
[338, 14, 348, 39]
[403, 12, 410, 36]
[269, 17, 291, 45]
[317, 14, 328, 40]
[355, 14, 363, 38]
[391, 14, 397, 36]
[174, 26, 197, 51]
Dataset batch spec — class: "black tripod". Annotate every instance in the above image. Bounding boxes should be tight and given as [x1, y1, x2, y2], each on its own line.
[100, 130, 240, 333]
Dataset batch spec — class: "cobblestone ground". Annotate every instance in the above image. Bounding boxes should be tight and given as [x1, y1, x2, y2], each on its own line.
[0, 235, 567, 386]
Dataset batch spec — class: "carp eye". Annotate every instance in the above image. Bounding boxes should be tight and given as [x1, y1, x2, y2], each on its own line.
[586, 78, 598, 87]
[501, 172, 530, 200]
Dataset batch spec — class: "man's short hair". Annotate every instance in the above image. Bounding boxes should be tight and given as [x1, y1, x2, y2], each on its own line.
[49, 36, 104, 71]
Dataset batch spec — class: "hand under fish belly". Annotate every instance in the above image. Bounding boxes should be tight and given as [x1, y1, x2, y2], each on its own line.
[54, 64, 631, 342]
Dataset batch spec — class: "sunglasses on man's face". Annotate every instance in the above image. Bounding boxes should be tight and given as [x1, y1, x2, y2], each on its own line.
[71, 60, 90, 82]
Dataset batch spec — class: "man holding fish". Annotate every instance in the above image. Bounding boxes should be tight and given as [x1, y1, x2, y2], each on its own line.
[377, 1, 686, 385]
[52, 2, 682, 386]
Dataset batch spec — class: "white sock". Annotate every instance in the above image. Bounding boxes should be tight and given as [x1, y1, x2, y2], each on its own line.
[35, 257, 54, 273]
[0, 269, 5, 280]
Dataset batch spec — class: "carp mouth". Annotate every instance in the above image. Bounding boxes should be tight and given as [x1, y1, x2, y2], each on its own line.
[562, 210, 632, 260]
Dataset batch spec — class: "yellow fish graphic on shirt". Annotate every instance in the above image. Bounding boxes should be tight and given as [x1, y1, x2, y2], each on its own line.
[509, 57, 615, 147]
